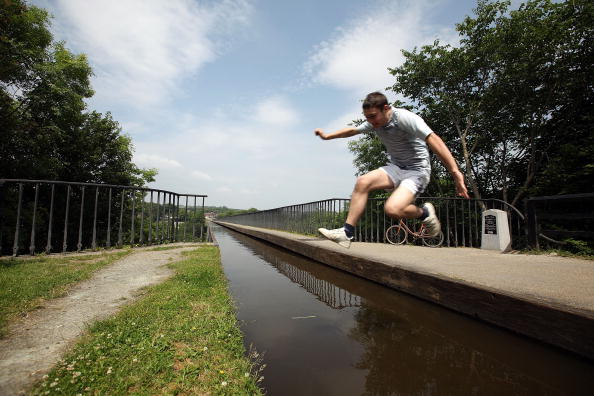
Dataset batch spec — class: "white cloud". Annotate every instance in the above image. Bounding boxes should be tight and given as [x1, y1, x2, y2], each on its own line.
[133, 101, 357, 209]
[253, 96, 299, 127]
[304, 0, 453, 93]
[217, 186, 233, 193]
[134, 153, 182, 169]
[49, 0, 253, 107]
[190, 171, 213, 181]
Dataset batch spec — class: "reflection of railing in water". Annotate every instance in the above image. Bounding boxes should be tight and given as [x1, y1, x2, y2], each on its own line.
[270, 256, 362, 310]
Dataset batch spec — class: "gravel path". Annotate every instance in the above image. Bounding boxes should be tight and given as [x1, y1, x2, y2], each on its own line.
[0, 245, 201, 395]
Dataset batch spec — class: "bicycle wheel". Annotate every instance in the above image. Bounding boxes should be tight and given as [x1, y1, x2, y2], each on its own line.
[386, 225, 408, 245]
[422, 231, 444, 247]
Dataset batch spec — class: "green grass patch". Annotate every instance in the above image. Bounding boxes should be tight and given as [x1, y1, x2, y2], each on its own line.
[30, 246, 263, 395]
[0, 250, 131, 337]
[521, 248, 594, 260]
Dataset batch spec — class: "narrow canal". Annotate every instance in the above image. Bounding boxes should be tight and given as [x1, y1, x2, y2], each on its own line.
[212, 224, 594, 395]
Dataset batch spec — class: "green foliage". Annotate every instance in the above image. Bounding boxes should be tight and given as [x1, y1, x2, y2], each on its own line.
[0, 0, 155, 187]
[209, 206, 259, 218]
[562, 239, 594, 257]
[348, 132, 388, 176]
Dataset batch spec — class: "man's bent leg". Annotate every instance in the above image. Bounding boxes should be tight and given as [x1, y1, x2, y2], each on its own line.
[345, 169, 394, 226]
[384, 186, 441, 237]
[319, 169, 393, 248]
[384, 186, 421, 219]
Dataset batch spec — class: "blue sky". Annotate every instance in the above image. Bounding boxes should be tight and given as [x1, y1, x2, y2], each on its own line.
[30, 0, 522, 209]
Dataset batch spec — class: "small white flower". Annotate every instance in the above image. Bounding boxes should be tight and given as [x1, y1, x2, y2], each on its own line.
[244, 372, 249, 377]
[221, 381, 228, 386]
[49, 382, 58, 388]
[203, 346, 208, 351]
[106, 367, 113, 374]
[132, 358, 138, 363]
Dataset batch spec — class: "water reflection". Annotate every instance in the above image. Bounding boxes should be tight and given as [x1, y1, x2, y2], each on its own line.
[269, 258, 362, 310]
[214, 225, 594, 396]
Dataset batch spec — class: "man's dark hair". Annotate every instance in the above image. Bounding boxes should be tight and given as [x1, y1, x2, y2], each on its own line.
[362, 91, 389, 110]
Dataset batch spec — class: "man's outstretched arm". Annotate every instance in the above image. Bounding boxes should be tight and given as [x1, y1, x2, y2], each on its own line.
[426, 133, 470, 199]
[315, 127, 361, 140]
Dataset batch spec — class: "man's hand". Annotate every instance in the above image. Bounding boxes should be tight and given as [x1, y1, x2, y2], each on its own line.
[314, 128, 328, 140]
[453, 171, 470, 199]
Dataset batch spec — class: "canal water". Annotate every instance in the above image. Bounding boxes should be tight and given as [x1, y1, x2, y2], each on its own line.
[212, 224, 594, 395]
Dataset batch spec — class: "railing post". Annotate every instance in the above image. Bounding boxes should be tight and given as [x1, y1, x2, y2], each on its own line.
[92, 186, 99, 250]
[29, 183, 40, 255]
[12, 183, 24, 257]
[155, 192, 160, 243]
[118, 189, 125, 247]
[63, 185, 71, 253]
[106, 188, 112, 248]
[200, 197, 205, 240]
[148, 191, 153, 244]
[0, 180, 4, 256]
[139, 191, 145, 245]
[130, 189, 136, 245]
[526, 198, 539, 250]
[77, 186, 85, 252]
[184, 196, 188, 241]
[193, 196, 197, 238]
[45, 184, 55, 254]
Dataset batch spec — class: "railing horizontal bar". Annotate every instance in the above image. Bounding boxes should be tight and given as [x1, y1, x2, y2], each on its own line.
[0, 179, 207, 198]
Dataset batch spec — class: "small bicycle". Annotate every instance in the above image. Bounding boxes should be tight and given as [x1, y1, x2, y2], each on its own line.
[385, 219, 444, 247]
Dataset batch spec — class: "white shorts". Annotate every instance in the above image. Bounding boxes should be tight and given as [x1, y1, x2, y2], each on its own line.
[380, 164, 430, 196]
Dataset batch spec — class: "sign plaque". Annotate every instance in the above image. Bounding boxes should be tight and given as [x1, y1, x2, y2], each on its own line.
[484, 215, 497, 235]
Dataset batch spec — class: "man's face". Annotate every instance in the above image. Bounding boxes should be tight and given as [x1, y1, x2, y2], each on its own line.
[363, 105, 391, 128]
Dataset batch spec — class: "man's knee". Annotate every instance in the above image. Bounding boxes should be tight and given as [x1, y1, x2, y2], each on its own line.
[385, 202, 406, 219]
[354, 174, 374, 192]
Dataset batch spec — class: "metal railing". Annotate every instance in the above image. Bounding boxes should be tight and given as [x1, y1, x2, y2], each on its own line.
[526, 193, 594, 249]
[0, 179, 209, 256]
[219, 197, 526, 249]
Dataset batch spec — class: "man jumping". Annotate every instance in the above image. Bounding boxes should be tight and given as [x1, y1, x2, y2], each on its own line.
[315, 91, 469, 248]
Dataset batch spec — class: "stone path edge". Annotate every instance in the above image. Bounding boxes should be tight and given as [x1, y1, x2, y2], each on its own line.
[214, 221, 594, 361]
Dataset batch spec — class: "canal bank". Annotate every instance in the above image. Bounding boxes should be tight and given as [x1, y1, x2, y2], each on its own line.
[214, 221, 594, 361]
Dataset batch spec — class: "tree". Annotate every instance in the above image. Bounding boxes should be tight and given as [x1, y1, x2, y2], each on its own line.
[347, 0, 593, 203]
[0, 0, 156, 187]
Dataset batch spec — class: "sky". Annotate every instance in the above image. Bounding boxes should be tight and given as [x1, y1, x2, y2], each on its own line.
[30, 0, 522, 210]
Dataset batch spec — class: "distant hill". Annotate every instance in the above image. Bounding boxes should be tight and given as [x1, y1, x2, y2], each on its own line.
[203, 206, 258, 218]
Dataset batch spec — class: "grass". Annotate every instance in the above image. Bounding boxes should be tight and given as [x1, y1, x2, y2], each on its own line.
[0, 250, 132, 337]
[521, 248, 594, 260]
[30, 246, 263, 395]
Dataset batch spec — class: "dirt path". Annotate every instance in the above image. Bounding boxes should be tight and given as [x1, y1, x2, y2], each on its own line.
[0, 245, 202, 395]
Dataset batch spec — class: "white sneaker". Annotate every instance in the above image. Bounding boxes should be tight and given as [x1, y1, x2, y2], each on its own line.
[422, 203, 441, 237]
[318, 227, 353, 248]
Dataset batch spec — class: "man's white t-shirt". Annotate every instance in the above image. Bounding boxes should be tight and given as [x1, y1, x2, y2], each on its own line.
[355, 107, 433, 176]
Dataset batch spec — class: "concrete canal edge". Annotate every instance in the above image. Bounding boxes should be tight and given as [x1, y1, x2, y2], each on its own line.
[214, 221, 594, 361]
